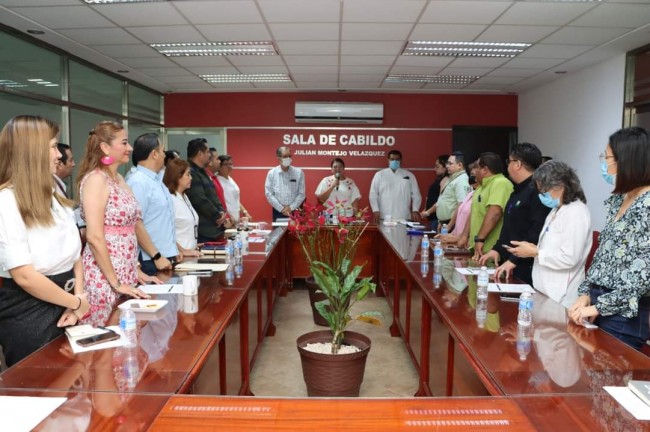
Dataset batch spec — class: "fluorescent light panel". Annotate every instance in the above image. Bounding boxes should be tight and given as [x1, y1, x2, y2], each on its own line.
[385, 74, 481, 84]
[83, 1, 168, 4]
[403, 41, 531, 58]
[151, 42, 276, 57]
[200, 74, 291, 83]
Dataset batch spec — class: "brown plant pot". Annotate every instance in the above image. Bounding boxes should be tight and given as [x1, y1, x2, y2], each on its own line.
[305, 276, 329, 327]
[296, 330, 371, 397]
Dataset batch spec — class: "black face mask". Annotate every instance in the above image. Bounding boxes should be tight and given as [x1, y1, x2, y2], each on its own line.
[468, 175, 476, 185]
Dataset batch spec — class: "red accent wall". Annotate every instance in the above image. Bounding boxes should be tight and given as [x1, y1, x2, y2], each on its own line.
[165, 92, 517, 221]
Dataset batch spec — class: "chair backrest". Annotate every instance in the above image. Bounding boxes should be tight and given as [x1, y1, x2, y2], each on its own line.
[585, 231, 600, 271]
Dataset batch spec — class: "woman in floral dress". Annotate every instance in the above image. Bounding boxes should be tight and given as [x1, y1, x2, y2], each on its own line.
[76, 121, 167, 325]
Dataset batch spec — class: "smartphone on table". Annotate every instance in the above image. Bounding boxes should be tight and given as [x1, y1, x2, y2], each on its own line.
[76, 330, 120, 347]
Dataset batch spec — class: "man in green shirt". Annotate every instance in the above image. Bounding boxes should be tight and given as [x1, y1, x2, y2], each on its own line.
[425, 151, 471, 230]
[469, 152, 513, 258]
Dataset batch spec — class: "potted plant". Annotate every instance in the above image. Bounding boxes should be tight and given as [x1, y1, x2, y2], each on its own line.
[289, 201, 379, 397]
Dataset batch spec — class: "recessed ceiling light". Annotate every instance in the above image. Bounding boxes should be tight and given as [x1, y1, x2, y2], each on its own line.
[27, 79, 43, 82]
[385, 74, 481, 84]
[0, 79, 28, 88]
[26, 30, 45, 35]
[403, 41, 531, 58]
[200, 74, 291, 83]
[82, 0, 168, 4]
[151, 42, 277, 57]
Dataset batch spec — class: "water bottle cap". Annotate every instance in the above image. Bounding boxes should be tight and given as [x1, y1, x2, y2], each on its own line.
[481, 266, 487, 270]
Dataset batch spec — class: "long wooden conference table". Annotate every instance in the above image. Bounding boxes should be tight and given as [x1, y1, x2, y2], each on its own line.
[1, 225, 649, 431]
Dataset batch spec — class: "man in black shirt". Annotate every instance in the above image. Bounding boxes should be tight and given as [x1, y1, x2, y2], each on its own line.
[478, 143, 550, 284]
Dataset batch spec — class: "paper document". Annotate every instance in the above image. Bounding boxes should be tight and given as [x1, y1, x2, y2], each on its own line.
[604, 386, 650, 420]
[1, 396, 67, 432]
[247, 237, 265, 243]
[200, 249, 226, 255]
[455, 268, 496, 276]
[251, 229, 272, 235]
[488, 283, 534, 294]
[174, 262, 229, 272]
[140, 284, 183, 294]
[272, 221, 289, 227]
[68, 326, 127, 354]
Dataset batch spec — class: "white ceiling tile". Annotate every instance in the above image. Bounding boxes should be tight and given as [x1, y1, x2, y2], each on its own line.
[486, 68, 544, 78]
[502, 57, 566, 69]
[258, 0, 341, 22]
[381, 81, 425, 89]
[476, 25, 558, 44]
[340, 65, 390, 75]
[290, 65, 338, 74]
[572, 4, 650, 28]
[253, 82, 297, 89]
[338, 74, 385, 82]
[340, 56, 396, 66]
[227, 56, 286, 66]
[137, 67, 192, 77]
[174, 0, 263, 24]
[474, 76, 524, 85]
[541, 27, 631, 46]
[292, 73, 339, 82]
[519, 44, 593, 59]
[161, 75, 205, 84]
[410, 24, 486, 41]
[168, 82, 216, 90]
[205, 82, 256, 89]
[89, 44, 159, 58]
[465, 82, 509, 91]
[420, 1, 511, 25]
[270, 23, 338, 41]
[393, 56, 454, 67]
[90, 3, 188, 27]
[422, 83, 467, 90]
[2, 1, 79, 5]
[185, 66, 240, 75]
[439, 67, 496, 76]
[59, 28, 140, 45]
[170, 57, 233, 67]
[277, 41, 339, 55]
[342, 23, 412, 41]
[341, 41, 404, 56]
[12, 6, 113, 29]
[339, 82, 383, 89]
[495, 2, 595, 26]
[196, 24, 271, 41]
[116, 57, 178, 68]
[389, 66, 444, 75]
[343, 0, 426, 23]
[237, 66, 289, 74]
[295, 82, 338, 88]
[446, 57, 510, 68]
[127, 26, 206, 44]
[284, 56, 338, 66]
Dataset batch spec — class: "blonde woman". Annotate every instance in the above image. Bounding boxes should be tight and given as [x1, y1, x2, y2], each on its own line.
[76, 122, 165, 325]
[0, 115, 90, 366]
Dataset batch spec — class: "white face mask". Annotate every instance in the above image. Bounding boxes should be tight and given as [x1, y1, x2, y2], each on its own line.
[281, 157, 292, 167]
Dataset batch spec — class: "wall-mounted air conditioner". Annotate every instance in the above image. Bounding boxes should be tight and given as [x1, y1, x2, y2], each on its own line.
[295, 102, 384, 124]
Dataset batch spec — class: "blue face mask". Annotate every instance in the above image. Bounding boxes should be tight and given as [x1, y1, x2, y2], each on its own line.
[600, 161, 616, 185]
[538, 192, 560, 209]
[389, 160, 400, 170]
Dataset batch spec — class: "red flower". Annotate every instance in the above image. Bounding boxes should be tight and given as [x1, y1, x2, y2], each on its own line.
[318, 214, 326, 225]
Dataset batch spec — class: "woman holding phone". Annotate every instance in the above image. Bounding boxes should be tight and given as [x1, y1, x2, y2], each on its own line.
[0, 115, 90, 366]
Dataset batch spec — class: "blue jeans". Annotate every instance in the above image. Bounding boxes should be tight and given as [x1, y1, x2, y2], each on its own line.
[590, 285, 650, 350]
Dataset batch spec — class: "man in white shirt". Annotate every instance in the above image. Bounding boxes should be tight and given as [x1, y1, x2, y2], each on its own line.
[54, 143, 75, 198]
[369, 150, 422, 224]
[264, 146, 305, 221]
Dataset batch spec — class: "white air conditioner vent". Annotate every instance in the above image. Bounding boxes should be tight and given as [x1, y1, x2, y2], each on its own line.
[295, 102, 383, 124]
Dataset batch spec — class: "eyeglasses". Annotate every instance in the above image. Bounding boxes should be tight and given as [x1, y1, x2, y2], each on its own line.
[598, 153, 615, 162]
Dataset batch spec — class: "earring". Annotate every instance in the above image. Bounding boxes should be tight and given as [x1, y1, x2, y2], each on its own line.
[100, 154, 114, 165]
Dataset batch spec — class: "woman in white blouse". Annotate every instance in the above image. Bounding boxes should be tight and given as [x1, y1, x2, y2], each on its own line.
[163, 158, 200, 256]
[507, 160, 592, 307]
[0, 115, 90, 366]
[316, 158, 361, 217]
[217, 155, 252, 225]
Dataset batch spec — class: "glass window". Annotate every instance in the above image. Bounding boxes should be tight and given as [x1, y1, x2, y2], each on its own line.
[69, 61, 123, 114]
[128, 84, 161, 124]
[0, 92, 63, 131]
[0, 31, 63, 100]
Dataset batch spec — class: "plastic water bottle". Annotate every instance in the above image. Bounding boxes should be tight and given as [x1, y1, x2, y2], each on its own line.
[225, 263, 235, 286]
[433, 240, 444, 266]
[119, 308, 137, 348]
[421, 234, 430, 259]
[225, 239, 234, 264]
[331, 212, 339, 225]
[234, 234, 243, 259]
[516, 324, 532, 361]
[420, 260, 429, 278]
[235, 258, 243, 279]
[477, 266, 489, 300]
[517, 292, 533, 326]
[122, 347, 139, 390]
[476, 297, 487, 328]
[433, 272, 442, 289]
[441, 224, 449, 235]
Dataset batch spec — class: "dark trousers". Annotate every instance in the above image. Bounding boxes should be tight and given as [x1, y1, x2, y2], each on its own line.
[272, 208, 285, 222]
[590, 286, 650, 350]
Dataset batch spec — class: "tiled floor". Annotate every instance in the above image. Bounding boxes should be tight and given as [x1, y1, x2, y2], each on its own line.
[249, 286, 420, 397]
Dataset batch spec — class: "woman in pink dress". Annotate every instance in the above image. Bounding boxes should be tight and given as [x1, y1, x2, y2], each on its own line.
[76, 121, 168, 325]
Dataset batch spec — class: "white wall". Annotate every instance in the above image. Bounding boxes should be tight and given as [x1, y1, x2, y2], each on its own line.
[518, 54, 626, 230]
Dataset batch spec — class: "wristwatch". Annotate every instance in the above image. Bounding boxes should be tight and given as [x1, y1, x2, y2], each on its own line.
[474, 236, 485, 243]
[151, 252, 162, 261]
